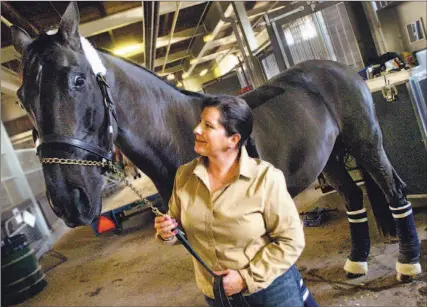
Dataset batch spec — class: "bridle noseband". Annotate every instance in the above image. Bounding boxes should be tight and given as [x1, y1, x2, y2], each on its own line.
[35, 74, 117, 166]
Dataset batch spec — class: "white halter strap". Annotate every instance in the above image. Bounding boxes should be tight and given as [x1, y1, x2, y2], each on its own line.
[80, 37, 106, 76]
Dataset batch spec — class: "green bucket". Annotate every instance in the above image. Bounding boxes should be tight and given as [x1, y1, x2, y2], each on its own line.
[1, 234, 47, 306]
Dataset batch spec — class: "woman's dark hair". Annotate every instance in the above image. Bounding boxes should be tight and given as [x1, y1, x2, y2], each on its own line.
[201, 95, 254, 150]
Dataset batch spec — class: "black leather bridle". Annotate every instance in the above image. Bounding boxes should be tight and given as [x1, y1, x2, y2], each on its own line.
[35, 74, 117, 163]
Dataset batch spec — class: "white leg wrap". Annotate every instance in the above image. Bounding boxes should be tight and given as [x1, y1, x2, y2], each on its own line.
[344, 258, 368, 274]
[396, 261, 422, 276]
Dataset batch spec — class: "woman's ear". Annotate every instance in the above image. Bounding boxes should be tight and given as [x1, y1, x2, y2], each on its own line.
[229, 133, 241, 149]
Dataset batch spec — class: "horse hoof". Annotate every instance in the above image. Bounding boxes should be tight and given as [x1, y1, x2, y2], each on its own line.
[396, 273, 413, 283]
[396, 261, 421, 282]
[346, 272, 366, 279]
[343, 259, 368, 278]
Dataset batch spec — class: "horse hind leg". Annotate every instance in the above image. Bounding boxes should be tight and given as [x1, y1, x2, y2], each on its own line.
[322, 151, 370, 278]
[359, 166, 396, 238]
[351, 144, 421, 281]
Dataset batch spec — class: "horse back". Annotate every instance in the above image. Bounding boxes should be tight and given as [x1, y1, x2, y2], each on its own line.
[241, 60, 371, 132]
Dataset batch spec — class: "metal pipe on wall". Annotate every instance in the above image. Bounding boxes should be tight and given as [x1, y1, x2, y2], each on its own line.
[143, 2, 160, 70]
[214, 2, 280, 72]
[1, 2, 39, 36]
[162, 2, 182, 74]
[1, 15, 13, 27]
[152, 2, 160, 70]
[178, 2, 210, 74]
[141, 2, 146, 66]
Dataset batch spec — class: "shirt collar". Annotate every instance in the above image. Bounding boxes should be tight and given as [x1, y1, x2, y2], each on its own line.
[193, 146, 257, 184]
[239, 146, 258, 179]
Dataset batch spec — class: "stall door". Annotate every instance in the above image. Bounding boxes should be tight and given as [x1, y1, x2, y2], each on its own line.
[281, 2, 364, 71]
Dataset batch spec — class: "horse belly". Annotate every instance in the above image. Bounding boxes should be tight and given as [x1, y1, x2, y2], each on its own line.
[252, 93, 339, 197]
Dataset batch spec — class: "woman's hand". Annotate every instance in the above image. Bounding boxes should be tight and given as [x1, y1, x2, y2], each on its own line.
[154, 215, 178, 240]
[213, 269, 247, 296]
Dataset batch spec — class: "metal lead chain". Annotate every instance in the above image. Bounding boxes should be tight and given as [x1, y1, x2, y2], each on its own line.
[107, 163, 164, 216]
[39, 157, 163, 216]
[39, 157, 108, 167]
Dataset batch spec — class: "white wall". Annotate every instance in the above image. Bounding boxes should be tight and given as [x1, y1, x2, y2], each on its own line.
[394, 1, 427, 52]
[377, 2, 427, 54]
[377, 8, 405, 53]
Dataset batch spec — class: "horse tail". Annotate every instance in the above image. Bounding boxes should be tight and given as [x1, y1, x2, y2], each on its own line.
[359, 166, 397, 237]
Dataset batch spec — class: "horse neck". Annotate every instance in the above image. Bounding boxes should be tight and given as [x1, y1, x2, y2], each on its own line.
[100, 53, 204, 192]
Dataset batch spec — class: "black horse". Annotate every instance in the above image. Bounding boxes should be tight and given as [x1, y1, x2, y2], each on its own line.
[11, 2, 420, 281]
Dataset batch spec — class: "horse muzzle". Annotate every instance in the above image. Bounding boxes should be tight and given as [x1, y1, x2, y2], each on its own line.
[47, 188, 98, 227]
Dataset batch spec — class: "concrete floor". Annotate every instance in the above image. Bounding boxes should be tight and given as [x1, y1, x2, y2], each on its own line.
[16, 184, 427, 307]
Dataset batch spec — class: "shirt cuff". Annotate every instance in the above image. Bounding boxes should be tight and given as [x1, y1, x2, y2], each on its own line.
[155, 232, 177, 245]
[238, 268, 263, 294]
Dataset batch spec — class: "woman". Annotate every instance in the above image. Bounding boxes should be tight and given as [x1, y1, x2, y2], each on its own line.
[154, 95, 317, 307]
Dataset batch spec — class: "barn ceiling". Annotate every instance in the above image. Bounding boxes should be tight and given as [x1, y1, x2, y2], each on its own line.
[1, 1, 287, 94]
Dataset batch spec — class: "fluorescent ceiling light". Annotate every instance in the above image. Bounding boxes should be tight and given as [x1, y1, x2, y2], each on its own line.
[113, 43, 143, 56]
[203, 34, 214, 42]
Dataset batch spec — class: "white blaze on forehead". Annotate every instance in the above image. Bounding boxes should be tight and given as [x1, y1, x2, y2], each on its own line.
[80, 37, 106, 76]
[45, 29, 106, 76]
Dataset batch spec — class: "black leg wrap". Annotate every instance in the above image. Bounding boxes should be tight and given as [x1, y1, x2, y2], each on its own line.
[347, 209, 370, 262]
[390, 202, 420, 264]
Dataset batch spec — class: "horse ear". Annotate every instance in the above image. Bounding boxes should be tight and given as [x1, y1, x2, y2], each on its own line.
[11, 25, 32, 55]
[58, 1, 81, 48]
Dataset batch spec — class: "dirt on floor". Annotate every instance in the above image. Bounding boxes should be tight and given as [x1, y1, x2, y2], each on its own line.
[14, 187, 427, 307]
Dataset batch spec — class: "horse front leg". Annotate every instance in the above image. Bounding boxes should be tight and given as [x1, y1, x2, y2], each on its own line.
[354, 144, 421, 281]
[322, 154, 370, 278]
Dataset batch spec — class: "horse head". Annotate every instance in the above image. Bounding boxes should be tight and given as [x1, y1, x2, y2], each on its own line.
[11, 2, 116, 227]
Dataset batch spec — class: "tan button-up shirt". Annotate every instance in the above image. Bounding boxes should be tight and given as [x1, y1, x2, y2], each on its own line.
[164, 147, 305, 298]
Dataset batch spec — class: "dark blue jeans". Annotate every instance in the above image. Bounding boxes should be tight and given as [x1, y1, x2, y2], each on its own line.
[205, 265, 305, 307]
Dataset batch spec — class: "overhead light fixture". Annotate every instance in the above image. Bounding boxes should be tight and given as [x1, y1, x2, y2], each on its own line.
[167, 74, 175, 81]
[199, 69, 208, 76]
[182, 72, 189, 79]
[203, 34, 214, 42]
[113, 43, 142, 56]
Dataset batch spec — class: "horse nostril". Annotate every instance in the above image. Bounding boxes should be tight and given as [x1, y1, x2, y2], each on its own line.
[72, 188, 90, 216]
[72, 188, 80, 205]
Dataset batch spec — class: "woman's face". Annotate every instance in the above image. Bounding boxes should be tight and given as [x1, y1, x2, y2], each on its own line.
[193, 107, 239, 157]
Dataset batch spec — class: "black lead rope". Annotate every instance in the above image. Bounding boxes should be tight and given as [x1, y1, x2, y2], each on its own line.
[173, 229, 249, 307]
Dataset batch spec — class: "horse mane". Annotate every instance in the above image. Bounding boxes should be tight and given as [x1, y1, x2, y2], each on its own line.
[97, 48, 206, 99]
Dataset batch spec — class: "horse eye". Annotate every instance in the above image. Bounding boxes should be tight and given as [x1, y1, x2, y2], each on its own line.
[74, 76, 86, 87]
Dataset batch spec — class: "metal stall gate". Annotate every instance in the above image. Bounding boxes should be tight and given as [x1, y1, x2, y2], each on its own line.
[262, 2, 365, 77]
